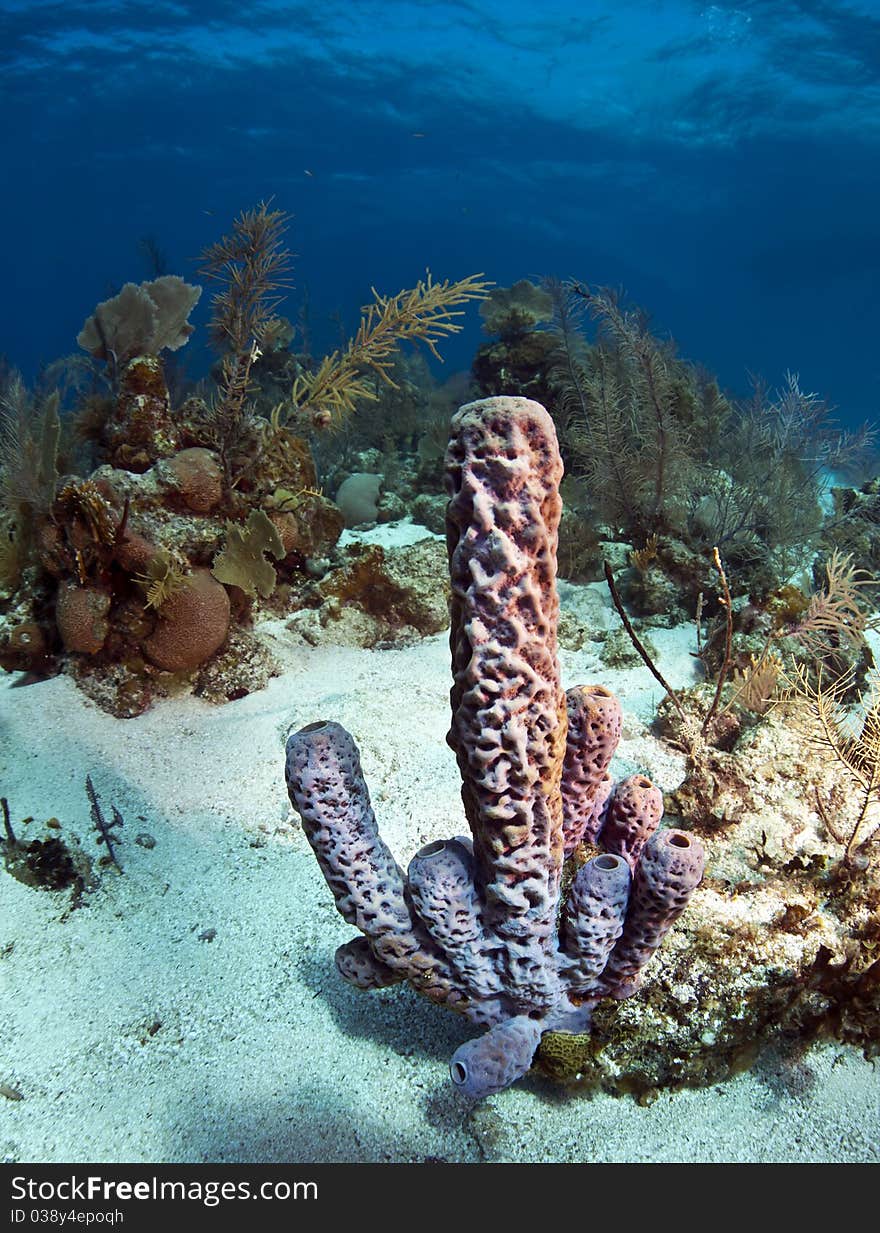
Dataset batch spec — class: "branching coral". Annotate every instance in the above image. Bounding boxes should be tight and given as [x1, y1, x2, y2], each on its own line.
[787, 550, 878, 657]
[196, 202, 295, 489]
[704, 374, 875, 566]
[193, 203, 489, 492]
[786, 663, 880, 867]
[722, 549, 880, 717]
[290, 272, 492, 423]
[731, 652, 784, 716]
[198, 200, 293, 356]
[544, 280, 874, 574]
[0, 380, 61, 563]
[546, 279, 696, 538]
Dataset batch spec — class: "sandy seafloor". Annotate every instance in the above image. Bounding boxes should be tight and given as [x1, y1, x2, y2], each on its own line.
[1, 525, 879, 1165]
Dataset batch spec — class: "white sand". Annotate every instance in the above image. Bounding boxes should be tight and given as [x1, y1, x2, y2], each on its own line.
[1, 621, 878, 1164]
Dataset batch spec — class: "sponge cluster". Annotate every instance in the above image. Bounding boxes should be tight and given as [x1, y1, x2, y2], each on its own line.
[286, 397, 705, 1098]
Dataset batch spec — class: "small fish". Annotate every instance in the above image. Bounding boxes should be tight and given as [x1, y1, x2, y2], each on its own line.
[1, 1083, 23, 1101]
[304, 169, 314, 177]
[411, 132, 426, 138]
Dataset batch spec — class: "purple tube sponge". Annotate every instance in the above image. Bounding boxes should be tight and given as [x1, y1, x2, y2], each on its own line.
[407, 838, 482, 954]
[285, 721, 407, 940]
[559, 853, 631, 995]
[407, 838, 504, 1005]
[449, 1015, 544, 1100]
[561, 685, 622, 855]
[285, 720, 459, 1009]
[444, 396, 567, 1010]
[284, 397, 707, 1099]
[581, 771, 614, 847]
[445, 398, 566, 943]
[334, 936, 406, 990]
[599, 829, 706, 999]
[600, 774, 664, 869]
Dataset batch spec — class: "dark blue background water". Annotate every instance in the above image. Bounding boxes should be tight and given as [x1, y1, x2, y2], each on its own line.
[2, 0, 879, 424]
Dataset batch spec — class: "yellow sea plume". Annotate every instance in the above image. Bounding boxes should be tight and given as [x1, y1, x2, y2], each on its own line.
[292, 271, 492, 422]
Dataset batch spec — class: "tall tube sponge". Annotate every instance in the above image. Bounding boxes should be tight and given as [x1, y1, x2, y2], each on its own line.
[443, 396, 568, 1015]
[285, 396, 705, 1099]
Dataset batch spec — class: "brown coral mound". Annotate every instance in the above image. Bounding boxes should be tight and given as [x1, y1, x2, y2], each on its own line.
[142, 568, 231, 672]
[56, 583, 111, 655]
[165, 448, 224, 514]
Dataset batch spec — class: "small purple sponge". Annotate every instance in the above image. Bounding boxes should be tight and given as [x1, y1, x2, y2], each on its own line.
[560, 853, 631, 994]
[600, 774, 664, 869]
[600, 828, 706, 998]
[286, 720, 449, 995]
[449, 1015, 544, 1100]
[285, 721, 409, 938]
[408, 838, 482, 953]
[407, 838, 502, 1002]
[561, 685, 622, 855]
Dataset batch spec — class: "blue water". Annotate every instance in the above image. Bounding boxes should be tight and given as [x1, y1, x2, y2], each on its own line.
[2, 1, 879, 424]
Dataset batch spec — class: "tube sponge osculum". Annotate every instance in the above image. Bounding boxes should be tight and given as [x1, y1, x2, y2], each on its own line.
[284, 396, 705, 1098]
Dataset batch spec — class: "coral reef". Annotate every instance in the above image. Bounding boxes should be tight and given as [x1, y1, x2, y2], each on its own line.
[544, 283, 871, 587]
[470, 279, 876, 618]
[0, 203, 489, 716]
[285, 397, 704, 1097]
[472, 281, 557, 407]
[285, 537, 450, 649]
